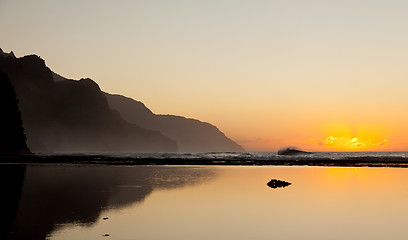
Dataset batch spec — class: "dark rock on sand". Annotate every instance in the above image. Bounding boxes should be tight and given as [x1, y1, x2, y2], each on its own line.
[267, 179, 291, 189]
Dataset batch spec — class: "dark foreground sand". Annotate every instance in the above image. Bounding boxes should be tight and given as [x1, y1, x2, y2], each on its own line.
[1, 154, 408, 167]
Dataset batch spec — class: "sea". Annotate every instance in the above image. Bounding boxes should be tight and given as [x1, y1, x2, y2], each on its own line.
[26, 151, 408, 168]
[105, 151, 408, 161]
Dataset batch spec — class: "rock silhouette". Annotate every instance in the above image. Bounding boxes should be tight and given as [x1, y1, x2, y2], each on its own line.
[0, 70, 30, 155]
[0, 50, 176, 153]
[267, 179, 291, 189]
[278, 147, 310, 156]
[105, 93, 245, 152]
[0, 48, 15, 58]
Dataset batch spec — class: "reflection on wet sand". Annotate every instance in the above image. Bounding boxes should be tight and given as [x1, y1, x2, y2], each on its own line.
[5, 165, 408, 240]
[51, 166, 408, 240]
[4, 165, 214, 240]
[0, 165, 25, 240]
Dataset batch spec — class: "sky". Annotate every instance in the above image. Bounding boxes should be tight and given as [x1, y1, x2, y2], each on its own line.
[1, 0, 408, 152]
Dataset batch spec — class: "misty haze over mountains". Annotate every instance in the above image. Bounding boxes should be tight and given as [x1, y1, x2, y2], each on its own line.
[0, 48, 244, 153]
[105, 93, 244, 152]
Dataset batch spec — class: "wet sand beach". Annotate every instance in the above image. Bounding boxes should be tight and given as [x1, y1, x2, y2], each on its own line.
[4, 164, 408, 240]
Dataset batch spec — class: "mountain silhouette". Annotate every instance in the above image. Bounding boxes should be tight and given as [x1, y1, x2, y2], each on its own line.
[0, 69, 30, 155]
[0, 49, 176, 153]
[105, 93, 244, 152]
[0, 48, 243, 153]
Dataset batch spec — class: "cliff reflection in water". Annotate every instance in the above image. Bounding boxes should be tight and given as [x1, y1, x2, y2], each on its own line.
[0, 165, 26, 240]
[3, 165, 214, 240]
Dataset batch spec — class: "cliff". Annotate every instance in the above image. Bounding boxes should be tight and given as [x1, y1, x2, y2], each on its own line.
[0, 50, 177, 153]
[0, 70, 30, 155]
[0, 48, 243, 153]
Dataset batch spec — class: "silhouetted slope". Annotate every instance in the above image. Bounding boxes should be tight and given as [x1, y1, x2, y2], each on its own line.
[0, 48, 15, 58]
[0, 50, 177, 153]
[105, 93, 245, 152]
[0, 71, 30, 155]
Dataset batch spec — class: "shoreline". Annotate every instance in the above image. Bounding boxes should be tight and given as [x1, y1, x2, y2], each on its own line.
[1, 154, 408, 168]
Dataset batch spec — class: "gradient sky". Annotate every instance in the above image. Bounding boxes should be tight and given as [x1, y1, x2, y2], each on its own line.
[1, 0, 408, 151]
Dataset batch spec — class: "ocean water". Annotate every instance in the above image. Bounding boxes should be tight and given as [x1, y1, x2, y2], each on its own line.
[3, 164, 408, 240]
[126, 151, 408, 160]
[54, 151, 408, 163]
[37, 151, 408, 161]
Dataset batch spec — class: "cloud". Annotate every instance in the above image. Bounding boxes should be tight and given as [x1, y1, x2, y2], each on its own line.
[318, 136, 389, 149]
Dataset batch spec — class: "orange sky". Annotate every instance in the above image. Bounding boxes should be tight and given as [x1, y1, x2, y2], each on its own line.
[1, 0, 408, 152]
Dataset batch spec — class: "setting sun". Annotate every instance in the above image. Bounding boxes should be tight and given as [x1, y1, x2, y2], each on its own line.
[308, 124, 391, 151]
[319, 136, 388, 150]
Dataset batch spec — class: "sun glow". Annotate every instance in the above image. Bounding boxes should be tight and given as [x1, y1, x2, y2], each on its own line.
[319, 136, 388, 150]
[313, 124, 390, 151]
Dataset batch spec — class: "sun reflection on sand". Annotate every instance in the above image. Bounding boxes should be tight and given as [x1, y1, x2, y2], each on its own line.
[48, 166, 408, 240]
